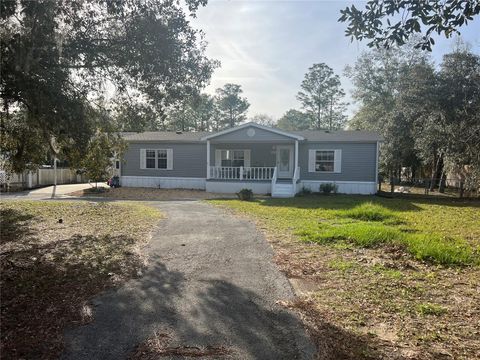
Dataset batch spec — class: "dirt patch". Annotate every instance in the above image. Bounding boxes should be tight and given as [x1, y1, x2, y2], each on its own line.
[0, 200, 161, 359]
[271, 239, 480, 360]
[69, 187, 236, 201]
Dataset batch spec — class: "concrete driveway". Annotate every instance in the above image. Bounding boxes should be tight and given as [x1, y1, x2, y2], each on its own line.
[1, 183, 108, 200]
[62, 200, 314, 359]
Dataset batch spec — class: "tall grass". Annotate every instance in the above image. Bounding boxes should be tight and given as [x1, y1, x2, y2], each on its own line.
[298, 222, 479, 266]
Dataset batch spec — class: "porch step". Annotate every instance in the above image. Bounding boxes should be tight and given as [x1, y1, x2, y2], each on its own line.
[272, 183, 295, 198]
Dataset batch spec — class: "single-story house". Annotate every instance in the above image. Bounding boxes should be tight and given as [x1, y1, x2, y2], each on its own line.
[118, 122, 381, 197]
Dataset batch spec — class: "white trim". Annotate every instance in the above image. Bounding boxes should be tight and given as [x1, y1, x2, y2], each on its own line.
[205, 180, 271, 194]
[121, 176, 205, 189]
[200, 122, 304, 141]
[294, 140, 299, 173]
[206, 140, 210, 179]
[300, 180, 376, 195]
[375, 141, 379, 187]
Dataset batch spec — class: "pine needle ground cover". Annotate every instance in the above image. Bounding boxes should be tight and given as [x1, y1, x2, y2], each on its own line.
[0, 200, 161, 359]
[209, 195, 480, 359]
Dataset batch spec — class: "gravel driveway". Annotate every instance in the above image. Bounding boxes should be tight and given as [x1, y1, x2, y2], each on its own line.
[62, 200, 314, 359]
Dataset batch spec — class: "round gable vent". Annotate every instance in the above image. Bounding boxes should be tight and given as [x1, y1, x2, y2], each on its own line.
[247, 128, 255, 137]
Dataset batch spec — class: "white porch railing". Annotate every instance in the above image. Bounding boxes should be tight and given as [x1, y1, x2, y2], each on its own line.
[209, 166, 276, 180]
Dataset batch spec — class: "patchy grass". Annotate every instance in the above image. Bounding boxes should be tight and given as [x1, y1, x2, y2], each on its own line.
[416, 303, 448, 316]
[209, 195, 480, 359]
[0, 200, 161, 359]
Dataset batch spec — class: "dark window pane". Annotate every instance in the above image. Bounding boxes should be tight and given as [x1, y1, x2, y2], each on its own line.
[146, 150, 156, 158]
[158, 150, 167, 159]
[146, 158, 156, 168]
[158, 158, 167, 169]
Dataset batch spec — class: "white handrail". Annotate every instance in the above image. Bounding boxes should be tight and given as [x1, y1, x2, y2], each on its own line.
[209, 166, 275, 180]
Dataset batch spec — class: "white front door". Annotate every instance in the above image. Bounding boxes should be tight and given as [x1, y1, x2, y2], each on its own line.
[276, 145, 294, 178]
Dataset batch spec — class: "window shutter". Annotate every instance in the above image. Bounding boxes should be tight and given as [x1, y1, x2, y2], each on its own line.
[140, 149, 146, 169]
[215, 150, 222, 166]
[334, 149, 342, 173]
[308, 150, 316, 172]
[166, 149, 173, 170]
[244, 149, 251, 167]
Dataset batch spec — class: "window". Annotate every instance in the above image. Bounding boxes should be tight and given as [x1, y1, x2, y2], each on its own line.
[142, 149, 172, 170]
[115, 160, 120, 169]
[157, 150, 167, 169]
[220, 150, 245, 167]
[146, 150, 156, 169]
[315, 150, 335, 172]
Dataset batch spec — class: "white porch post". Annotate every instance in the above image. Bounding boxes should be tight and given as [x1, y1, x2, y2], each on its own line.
[206, 140, 210, 179]
[294, 140, 299, 172]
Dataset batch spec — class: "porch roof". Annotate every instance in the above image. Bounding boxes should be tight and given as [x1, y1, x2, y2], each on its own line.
[200, 122, 305, 141]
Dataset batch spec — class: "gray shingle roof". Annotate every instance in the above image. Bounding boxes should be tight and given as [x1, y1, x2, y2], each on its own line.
[122, 131, 208, 142]
[121, 129, 381, 142]
[291, 130, 381, 142]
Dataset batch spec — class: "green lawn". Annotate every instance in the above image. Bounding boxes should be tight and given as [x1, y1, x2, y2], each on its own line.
[209, 195, 480, 359]
[211, 195, 480, 266]
[0, 200, 161, 359]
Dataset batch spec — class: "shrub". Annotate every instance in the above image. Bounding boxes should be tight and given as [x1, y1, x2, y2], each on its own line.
[319, 183, 338, 194]
[237, 188, 254, 201]
[295, 186, 312, 197]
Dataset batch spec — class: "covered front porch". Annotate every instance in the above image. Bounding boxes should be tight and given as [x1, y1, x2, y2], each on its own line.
[201, 123, 304, 197]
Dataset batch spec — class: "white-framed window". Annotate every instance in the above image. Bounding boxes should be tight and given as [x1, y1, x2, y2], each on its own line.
[146, 150, 156, 169]
[141, 149, 173, 170]
[221, 150, 244, 167]
[308, 149, 342, 173]
[315, 150, 334, 172]
[215, 149, 250, 167]
[157, 149, 167, 169]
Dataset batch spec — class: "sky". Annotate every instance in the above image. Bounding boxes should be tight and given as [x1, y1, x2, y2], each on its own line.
[191, 0, 480, 120]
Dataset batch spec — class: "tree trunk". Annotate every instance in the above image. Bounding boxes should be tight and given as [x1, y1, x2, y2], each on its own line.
[438, 171, 446, 193]
[459, 181, 464, 198]
[429, 152, 443, 191]
[390, 171, 395, 194]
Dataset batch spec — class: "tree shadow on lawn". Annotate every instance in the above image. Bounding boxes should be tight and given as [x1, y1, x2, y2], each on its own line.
[0, 231, 146, 359]
[0, 208, 36, 245]
[61, 262, 406, 360]
[256, 194, 480, 211]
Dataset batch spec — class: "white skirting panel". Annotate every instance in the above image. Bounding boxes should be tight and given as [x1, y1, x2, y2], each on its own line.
[120, 176, 206, 190]
[206, 181, 271, 194]
[300, 181, 376, 195]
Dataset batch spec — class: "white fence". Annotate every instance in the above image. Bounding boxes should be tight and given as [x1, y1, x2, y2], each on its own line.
[0, 168, 87, 189]
[208, 166, 275, 180]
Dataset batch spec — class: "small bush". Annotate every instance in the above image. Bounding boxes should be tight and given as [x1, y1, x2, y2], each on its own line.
[237, 188, 254, 201]
[295, 186, 312, 197]
[319, 183, 338, 194]
[416, 303, 447, 316]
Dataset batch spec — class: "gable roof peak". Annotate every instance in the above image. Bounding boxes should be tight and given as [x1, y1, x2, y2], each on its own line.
[200, 122, 304, 141]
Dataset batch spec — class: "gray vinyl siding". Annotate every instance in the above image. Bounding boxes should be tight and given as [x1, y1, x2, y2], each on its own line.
[122, 142, 206, 178]
[210, 143, 278, 167]
[299, 142, 377, 182]
[122, 140, 377, 182]
[210, 126, 294, 142]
